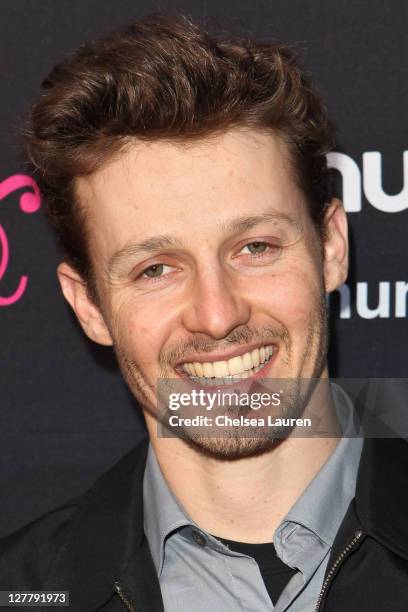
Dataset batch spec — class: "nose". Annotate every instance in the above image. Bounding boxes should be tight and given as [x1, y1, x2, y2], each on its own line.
[181, 265, 251, 339]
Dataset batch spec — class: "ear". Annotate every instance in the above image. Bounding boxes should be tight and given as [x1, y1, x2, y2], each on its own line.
[57, 262, 113, 346]
[323, 198, 349, 293]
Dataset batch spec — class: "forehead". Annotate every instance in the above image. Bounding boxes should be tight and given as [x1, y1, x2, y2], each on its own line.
[75, 128, 308, 257]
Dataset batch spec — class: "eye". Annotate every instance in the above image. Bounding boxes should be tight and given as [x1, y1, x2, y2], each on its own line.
[241, 241, 269, 255]
[233, 239, 282, 266]
[142, 263, 172, 278]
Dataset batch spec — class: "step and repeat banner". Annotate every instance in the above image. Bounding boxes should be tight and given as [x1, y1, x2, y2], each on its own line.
[1, 0, 407, 535]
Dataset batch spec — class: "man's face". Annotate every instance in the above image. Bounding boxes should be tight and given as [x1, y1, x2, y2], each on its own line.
[61, 128, 347, 458]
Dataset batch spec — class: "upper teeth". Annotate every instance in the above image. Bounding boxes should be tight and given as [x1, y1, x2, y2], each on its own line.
[181, 345, 274, 379]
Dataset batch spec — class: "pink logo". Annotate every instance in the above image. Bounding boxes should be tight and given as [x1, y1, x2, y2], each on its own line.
[0, 174, 41, 306]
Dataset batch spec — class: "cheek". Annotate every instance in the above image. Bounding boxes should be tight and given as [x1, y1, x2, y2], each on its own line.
[247, 262, 322, 326]
[108, 293, 176, 364]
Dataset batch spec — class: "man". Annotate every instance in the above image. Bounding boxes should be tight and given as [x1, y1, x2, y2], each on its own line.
[1, 13, 407, 612]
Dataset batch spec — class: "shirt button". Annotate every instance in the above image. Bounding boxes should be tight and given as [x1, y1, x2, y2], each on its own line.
[192, 530, 206, 546]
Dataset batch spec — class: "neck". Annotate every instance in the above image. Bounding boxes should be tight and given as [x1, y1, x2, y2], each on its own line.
[145, 378, 341, 543]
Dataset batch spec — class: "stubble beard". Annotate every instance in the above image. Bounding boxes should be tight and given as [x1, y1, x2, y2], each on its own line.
[113, 290, 329, 462]
[178, 297, 328, 461]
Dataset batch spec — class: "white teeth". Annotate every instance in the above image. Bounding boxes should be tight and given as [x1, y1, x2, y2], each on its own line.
[213, 360, 229, 378]
[195, 362, 204, 377]
[189, 363, 197, 376]
[184, 363, 193, 376]
[228, 356, 245, 375]
[181, 345, 275, 381]
[242, 352, 252, 371]
[251, 348, 260, 368]
[203, 362, 214, 378]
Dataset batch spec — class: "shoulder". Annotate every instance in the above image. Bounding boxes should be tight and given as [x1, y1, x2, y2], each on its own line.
[0, 437, 149, 591]
[0, 496, 81, 589]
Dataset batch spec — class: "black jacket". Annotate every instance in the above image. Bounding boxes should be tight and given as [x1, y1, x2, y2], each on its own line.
[1, 435, 408, 612]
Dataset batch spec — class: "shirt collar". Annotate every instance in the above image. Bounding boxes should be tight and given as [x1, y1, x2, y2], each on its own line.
[143, 444, 191, 575]
[275, 384, 363, 550]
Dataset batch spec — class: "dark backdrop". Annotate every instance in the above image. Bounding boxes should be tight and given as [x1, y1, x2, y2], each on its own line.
[1, 0, 407, 536]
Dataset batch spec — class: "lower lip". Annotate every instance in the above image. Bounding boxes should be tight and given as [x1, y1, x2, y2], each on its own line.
[177, 348, 278, 390]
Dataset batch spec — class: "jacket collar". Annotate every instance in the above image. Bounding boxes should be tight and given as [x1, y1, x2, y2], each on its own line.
[45, 436, 163, 612]
[352, 380, 408, 560]
[355, 434, 408, 560]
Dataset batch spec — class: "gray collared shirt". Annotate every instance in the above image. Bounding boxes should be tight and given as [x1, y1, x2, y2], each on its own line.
[143, 386, 363, 611]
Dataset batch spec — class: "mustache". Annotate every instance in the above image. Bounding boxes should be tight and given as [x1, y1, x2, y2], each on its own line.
[159, 324, 290, 369]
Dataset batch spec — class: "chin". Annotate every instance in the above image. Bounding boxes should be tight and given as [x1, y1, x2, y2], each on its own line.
[183, 434, 282, 461]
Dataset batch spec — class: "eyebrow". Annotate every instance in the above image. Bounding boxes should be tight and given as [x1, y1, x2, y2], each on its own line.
[107, 209, 298, 274]
[107, 235, 184, 274]
[222, 210, 297, 233]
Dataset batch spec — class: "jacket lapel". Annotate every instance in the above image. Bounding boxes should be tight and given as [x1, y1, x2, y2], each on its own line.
[116, 537, 165, 611]
[328, 431, 408, 571]
[44, 437, 164, 611]
[355, 435, 408, 560]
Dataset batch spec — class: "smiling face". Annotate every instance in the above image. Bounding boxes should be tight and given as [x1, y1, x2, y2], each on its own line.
[58, 128, 348, 458]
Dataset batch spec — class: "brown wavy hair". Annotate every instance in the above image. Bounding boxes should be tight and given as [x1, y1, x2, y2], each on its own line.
[25, 13, 334, 301]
